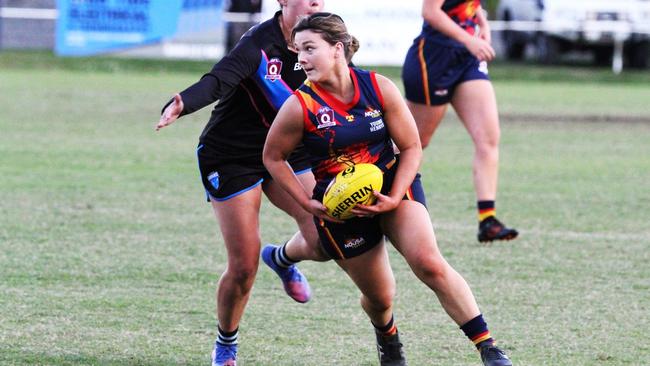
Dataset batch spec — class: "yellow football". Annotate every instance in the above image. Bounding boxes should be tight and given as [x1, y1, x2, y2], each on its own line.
[323, 163, 383, 220]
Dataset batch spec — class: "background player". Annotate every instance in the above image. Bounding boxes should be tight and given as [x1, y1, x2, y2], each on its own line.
[402, 0, 518, 243]
[156, 1, 329, 365]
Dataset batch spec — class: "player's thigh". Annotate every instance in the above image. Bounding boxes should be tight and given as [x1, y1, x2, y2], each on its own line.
[451, 80, 500, 144]
[335, 240, 395, 303]
[210, 186, 263, 265]
[381, 200, 444, 269]
[407, 101, 447, 146]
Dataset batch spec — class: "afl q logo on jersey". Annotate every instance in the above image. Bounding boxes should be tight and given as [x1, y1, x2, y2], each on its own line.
[316, 106, 337, 129]
[265, 58, 283, 81]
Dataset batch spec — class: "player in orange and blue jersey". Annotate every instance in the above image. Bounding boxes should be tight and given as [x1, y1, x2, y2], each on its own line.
[264, 12, 513, 366]
[295, 66, 426, 259]
[402, 0, 519, 243]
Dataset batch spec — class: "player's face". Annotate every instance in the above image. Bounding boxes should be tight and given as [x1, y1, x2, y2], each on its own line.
[281, 0, 324, 26]
[295, 30, 340, 82]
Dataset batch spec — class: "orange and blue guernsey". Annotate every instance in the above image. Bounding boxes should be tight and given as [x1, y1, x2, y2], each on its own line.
[423, 0, 480, 47]
[294, 67, 395, 195]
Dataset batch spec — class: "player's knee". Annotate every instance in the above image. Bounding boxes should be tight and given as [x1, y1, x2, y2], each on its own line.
[475, 137, 499, 158]
[362, 291, 394, 313]
[478, 127, 501, 148]
[414, 257, 448, 285]
[311, 243, 331, 261]
[226, 261, 259, 286]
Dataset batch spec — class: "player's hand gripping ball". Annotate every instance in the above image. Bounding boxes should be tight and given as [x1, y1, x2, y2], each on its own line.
[323, 163, 383, 220]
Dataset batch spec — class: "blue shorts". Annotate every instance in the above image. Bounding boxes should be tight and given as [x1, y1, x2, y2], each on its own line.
[402, 37, 489, 106]
[313, 160, 427, 260]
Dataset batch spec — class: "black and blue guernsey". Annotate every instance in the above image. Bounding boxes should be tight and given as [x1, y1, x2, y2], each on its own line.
[174, 11, 309, 164]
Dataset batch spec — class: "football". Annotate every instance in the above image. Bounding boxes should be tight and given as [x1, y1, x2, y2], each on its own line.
[323, 163, 383, 220]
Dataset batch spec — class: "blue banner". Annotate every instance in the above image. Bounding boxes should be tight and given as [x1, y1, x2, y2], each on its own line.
[56, 0, 185, 56]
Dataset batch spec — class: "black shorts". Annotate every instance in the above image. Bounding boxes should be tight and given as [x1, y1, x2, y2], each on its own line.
[197, 143, 312, 201]
[402, 37, 489, 106]
[314, 160, 427, 260]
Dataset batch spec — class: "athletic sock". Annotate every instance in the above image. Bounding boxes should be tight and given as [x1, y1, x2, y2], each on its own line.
[460, 314, 494, 349]
[373, 315, 397, 336]
[217, 325, 239, 346]
[273, 242, 299, 269]
[478, 200, 496, 222]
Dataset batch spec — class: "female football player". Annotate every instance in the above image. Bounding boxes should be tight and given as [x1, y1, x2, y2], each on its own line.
[402, 0, 518, 242]
[156, 1, 330, 365]
[263, 12, 512, 366]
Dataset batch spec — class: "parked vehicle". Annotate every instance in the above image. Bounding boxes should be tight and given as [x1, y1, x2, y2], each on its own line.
[497, 0, 650, 68]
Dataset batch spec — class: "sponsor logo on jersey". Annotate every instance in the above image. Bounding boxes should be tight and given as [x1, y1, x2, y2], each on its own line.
[345, 115, 355, 122]
[434, 89, 448, 96]
[316, 106, 337, 129]
[293, 62, 303, 71]
[364, 108, 382, 118]
[343, 237, 366, 249]
[369, 119, 385, 132]
[265, 58, 283, 81]
[478, 61, 488, 75]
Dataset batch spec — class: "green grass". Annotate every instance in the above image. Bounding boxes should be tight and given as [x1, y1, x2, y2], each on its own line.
[1, 57, 649, 365]
[4, 50, 650, 84]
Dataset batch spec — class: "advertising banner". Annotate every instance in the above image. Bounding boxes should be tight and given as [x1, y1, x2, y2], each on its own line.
[55, 0, 184, 56]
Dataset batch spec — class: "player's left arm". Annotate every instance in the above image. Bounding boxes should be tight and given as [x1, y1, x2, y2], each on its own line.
[353, 74, 422, 216]
[476, 4, 492, 44]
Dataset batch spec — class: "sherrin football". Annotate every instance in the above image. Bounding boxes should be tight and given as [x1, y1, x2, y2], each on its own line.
[323, 163, 383, 220]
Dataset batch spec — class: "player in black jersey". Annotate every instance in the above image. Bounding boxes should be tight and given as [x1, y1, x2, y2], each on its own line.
[156, 1, 327, 365]
[402, 0, 518, 243]
[264, 13, 512, 366]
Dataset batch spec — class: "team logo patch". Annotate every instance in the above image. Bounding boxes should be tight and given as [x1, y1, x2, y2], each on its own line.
[207, 171, 220, 189]
[316, 106, 337, 129]
[265, 58, 283, 81]
[478, 61, 488, 75]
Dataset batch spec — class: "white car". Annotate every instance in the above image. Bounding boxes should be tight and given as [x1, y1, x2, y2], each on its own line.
[497, 0, 650, 68]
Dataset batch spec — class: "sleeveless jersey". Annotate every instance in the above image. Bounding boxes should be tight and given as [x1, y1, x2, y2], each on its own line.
[421, 0, 480, 47]
[294, 68, 396, 195]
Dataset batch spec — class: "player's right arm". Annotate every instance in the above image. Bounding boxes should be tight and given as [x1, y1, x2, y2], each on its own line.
[422, 0, 495, 61]
[263, 95, 335, 222]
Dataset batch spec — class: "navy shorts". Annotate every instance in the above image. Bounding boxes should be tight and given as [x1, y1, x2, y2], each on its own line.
[402, 36, 489, 106]
[313, 160, 427, 260]
[197, 143, 312, 201]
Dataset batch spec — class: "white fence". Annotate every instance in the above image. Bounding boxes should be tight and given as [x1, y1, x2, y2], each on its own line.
[2, 3, 648, 73]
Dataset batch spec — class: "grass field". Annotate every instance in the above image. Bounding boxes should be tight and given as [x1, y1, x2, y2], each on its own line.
[1, 53, 649, 365]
